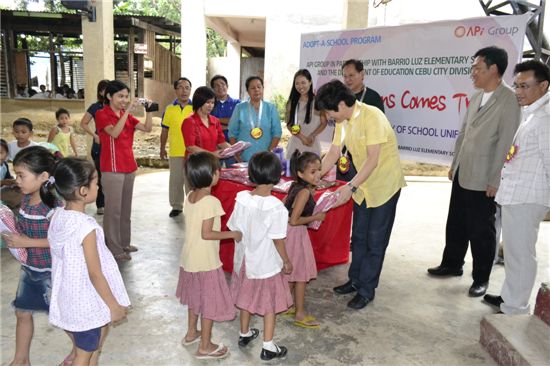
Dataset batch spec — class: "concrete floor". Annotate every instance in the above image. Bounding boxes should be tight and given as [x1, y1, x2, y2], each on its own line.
[1, 171, 549, 366]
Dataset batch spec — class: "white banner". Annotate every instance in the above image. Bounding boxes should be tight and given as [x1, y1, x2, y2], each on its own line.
[300, 15, 529, 165]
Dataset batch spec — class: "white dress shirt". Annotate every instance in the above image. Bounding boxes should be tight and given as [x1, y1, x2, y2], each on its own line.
[496, 92, 550, 207]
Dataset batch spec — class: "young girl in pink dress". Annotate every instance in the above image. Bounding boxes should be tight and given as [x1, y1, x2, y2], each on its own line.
[283, 150, 326, 329]
[228, 151, 293, 362]
[175, 151, 241, 360]
[47, 157, 130, 365]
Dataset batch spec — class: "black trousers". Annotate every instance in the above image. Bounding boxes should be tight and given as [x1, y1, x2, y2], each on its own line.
[441, 169, 496, 283]
[91, 143, 105, 209]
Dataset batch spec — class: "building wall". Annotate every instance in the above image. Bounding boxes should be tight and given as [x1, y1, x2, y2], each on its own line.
[204, 0, 348, 100]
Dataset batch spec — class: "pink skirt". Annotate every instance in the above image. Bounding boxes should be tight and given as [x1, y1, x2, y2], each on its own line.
[285, 225, 317, 282]
[175, 267, 235, 322]
[230, 261, 293, 316]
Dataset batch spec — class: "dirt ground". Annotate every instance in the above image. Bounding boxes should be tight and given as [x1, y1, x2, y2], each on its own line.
[1, 110, 449, 177]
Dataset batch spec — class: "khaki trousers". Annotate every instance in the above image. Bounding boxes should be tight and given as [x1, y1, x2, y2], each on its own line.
[101, 172, 136, 256]
[169, 157, 189, 210]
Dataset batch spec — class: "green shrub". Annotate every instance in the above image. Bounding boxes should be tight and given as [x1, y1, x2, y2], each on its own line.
[270, 93, 288, 123]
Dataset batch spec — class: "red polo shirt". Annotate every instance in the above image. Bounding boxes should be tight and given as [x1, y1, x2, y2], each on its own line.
[181, 113, 226, 157]
[95, 105, 140, 173]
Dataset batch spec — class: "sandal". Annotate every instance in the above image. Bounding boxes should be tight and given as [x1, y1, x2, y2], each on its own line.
[123, 245, 138, 253]
[114, 253, 132, 261]
[281, 307, 296, 317]
[181, 335, 201, 346]
[293, 315, 320, 329]
[195, 343, 229, 360]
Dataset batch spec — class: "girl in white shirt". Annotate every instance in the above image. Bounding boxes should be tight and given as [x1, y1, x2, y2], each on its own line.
[227, 151, 293, 362]
[47, 157, 130, 365]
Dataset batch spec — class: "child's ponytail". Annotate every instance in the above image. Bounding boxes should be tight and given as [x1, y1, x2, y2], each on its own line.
[13, 146, 59, 208]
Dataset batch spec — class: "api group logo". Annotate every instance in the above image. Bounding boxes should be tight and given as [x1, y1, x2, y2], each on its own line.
[454, 25, 520, 38]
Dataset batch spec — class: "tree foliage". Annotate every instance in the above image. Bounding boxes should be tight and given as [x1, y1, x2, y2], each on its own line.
[8, 0, 227, 57]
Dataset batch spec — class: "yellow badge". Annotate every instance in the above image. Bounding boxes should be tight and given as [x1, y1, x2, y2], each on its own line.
[337, 156, 350, 174]
[505, 144, 519, 163]
[290, 125, 301, 135]
[250, 127, 263, 139]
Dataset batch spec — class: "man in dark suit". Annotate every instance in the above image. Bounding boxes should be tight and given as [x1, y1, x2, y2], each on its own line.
[427, 46, 521, 297]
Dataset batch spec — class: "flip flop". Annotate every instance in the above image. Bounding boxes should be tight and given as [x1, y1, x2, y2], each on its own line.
[195, 343, 229, 360]
[281, 307, 296, 317]
[181, 335, 201, 346]
[293, 315, 320, 329]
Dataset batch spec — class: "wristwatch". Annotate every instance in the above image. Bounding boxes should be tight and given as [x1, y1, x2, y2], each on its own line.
[347, 182, 357, 193]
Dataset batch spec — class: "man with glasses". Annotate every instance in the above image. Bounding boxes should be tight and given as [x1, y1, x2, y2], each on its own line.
[210, 75, 241, 142]
[427, 46, 520, 297]
[160, 77, 193, 217]
[483, 60, 550, 314]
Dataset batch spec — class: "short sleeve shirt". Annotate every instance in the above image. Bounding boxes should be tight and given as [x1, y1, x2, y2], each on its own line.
[161, 100, 193, 157]
[181, 195, 225, 272]
[48, 209, 130, 331]
[7, 140, 38, 161]
[95, 105, 140, 173]
[332, 101, 405, 207]
[227, 191, 288, 279]
[181, 113, 226, 157]
[16, 194, 62, 270]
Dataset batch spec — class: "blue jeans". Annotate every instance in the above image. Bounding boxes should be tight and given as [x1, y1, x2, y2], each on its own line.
[348, 189, 401, 300]
[12, 266, 51, 312]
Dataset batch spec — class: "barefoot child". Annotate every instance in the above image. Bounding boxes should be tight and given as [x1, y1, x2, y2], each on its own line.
[228, 151, 293, 361]
[176, 151, 241, 360]
[283, 150, 326, 328]
[47, 108, 78, 157]
[46, 157, 130, 365]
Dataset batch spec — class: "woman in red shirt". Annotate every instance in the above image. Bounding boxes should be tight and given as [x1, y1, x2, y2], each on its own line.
[182, 86, 230, 158]
[95, 80, 153, 261]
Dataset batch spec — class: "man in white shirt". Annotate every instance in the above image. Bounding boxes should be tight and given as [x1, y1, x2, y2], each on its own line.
[483, 60, 550, 314]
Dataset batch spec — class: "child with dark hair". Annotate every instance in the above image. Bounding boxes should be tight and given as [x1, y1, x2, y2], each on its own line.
[0, 138, 14, 184]
[8, 118, 38, 161]
[282, 150, 326, 328]
[176, 151, 241, 359]
[47, 157, 130, 364]
[2, 146, 73, 366]
[48, 108, 78, 157]
[227, 151, 293, 361]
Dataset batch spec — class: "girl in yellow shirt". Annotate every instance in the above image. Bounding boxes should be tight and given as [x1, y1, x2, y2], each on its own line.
[48, 108, 77, 157]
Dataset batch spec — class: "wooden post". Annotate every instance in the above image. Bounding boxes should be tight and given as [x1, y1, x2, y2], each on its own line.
[128, 27, 135, 98]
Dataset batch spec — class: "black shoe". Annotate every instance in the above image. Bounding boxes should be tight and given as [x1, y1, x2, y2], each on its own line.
[260, 345, 287, 361]
[483, 294, 503, 308]
[333, 281, 357, 295]
[469, 282, 488, 297]
[427, 265, 463, 277]
[347, 294, 370, 310]
[169, 209, 182, 217]
[238, 328, 259, 347]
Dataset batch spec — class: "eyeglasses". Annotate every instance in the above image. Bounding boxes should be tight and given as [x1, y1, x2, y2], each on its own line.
[512, 81, 541, 90]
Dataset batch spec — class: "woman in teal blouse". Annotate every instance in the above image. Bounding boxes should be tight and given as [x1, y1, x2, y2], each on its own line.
[228, 76, 282, 161]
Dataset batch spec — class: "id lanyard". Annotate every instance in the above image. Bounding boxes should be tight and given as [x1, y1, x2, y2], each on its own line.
[337, 122, 352, 173]
[358, 87, 367, 103]
[291, 103, 302, 135]
[248, 101, 263, 131]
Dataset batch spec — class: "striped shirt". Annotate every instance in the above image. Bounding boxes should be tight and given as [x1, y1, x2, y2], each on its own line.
[16, 194, 62, 271]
